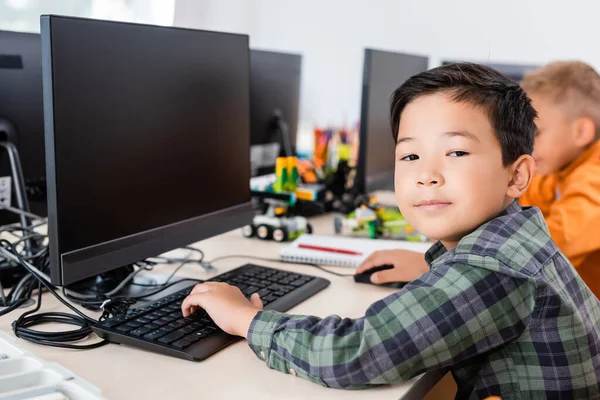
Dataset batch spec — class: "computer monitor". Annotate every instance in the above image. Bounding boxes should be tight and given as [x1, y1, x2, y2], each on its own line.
[441, 60, 538, 82]
[0, 30, 47, 222]
[41, 15, 253, 286]
[355, 49, 429, 194]
[249, 49, 301, 177]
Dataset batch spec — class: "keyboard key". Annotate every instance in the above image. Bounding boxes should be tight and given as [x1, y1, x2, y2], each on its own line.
[144, 329, 168, 341]
[168, 314, 181, 322]
[181, 326, 195, 335]
[188, 312, 206, 322]
[145, 313, 160, 321]
[184, 334, 201, 343]
[257, 289, 271, 298]
[171, 339, 191, 350]
[102, 315, 128, 328]
[290, 278, 307, 287]
[125, 321, 142, 329]
[280, 286, 294, 293]
[158, 331, 186, 344]
[130, 327, 153, 337]
[168, 321, 186, 330]
[263, 294, 279, 303]
[242, 286, 259, 296]
[160, 325, 178, 334]
[116, 324, 134, 333]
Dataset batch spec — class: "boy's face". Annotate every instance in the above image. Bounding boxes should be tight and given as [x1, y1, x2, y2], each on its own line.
[394, 93, 515, 248]
[528, 93, 583, 175]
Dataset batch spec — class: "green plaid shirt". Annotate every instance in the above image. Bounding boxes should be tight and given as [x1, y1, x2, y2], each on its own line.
[248, 202, 600, 399]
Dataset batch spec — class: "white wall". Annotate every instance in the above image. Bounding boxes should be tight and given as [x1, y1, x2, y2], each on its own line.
[174, 0, 600, 152]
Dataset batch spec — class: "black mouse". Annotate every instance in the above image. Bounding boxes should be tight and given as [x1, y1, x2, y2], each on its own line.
[353, 264, 406, 289]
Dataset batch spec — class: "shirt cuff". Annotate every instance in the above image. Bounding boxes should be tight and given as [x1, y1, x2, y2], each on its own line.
[247, 310, 287, 362]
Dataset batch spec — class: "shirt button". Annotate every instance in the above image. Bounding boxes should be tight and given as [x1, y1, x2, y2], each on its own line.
[289, 368, 297, 376]
[260, 351, 266, 360]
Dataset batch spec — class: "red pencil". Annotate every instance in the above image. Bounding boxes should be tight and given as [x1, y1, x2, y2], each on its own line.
[298, 243, 363, 256]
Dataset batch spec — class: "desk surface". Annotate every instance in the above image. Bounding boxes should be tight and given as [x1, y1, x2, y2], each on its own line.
[0, 205, 443, 400]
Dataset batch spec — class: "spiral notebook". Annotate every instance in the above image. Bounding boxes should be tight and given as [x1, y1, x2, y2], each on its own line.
[279, 234, 433, 268]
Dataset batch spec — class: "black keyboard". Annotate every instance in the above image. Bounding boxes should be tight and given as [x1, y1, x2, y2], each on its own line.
[93, 264, 330, 361]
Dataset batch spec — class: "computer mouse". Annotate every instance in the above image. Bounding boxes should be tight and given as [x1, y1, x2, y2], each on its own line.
[353, 264, 406, 289]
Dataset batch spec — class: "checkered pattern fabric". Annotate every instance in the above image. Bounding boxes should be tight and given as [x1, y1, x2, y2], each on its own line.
[248, 202, 600, 399]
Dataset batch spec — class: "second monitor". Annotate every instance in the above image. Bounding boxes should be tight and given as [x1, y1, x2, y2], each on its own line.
[355, 49, 429, 194]
[249, 49, 302, 177]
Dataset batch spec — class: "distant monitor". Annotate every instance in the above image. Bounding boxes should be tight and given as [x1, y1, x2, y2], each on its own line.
[441, 60, 539, 82]
[0, 30, 46, 223]
[249, 50, 301, 177]
[41, 16, 253, 286]
[355, 49, 429, 194]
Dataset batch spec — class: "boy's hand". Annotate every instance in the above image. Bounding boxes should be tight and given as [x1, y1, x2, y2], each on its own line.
[181, 282, 263, 338]
[355, 250, 429, 284]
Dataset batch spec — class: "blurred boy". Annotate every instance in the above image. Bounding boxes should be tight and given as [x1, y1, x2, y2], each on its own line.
[520, 61, 600, 298]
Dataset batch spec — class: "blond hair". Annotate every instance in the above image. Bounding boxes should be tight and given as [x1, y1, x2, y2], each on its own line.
[521, 61, 600, 138]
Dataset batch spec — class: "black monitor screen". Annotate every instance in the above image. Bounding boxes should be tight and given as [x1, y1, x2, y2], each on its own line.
[249, 50, 301, 177]
[42, 16, 251, 284]
[358, 49, 428, 193]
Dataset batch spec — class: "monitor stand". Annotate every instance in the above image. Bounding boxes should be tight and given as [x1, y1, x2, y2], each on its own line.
[271, 110, 293, 158]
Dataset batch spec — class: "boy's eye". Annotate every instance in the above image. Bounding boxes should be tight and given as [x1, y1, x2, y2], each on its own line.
[400, 154, 419, 161]
[448, 151, 469, 157]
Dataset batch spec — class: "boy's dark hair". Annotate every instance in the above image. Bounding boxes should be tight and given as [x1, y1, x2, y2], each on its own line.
[390, 62, 537, 165]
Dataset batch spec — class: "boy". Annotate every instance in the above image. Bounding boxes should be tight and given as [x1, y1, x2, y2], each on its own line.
[519, 61, 600, 298]
[358, 61, 600, 298]
[182, 63, 600, 398]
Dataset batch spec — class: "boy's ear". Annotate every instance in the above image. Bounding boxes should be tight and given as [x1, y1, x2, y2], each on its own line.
[506, 155, 535, 199]
[573, 117, 596, 148]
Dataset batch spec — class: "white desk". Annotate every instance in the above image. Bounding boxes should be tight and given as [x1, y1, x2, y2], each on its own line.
[0, 211, 444, 400]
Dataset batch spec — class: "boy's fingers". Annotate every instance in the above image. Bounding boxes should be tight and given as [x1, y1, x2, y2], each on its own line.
[371, 269, 402, 284]
[356, 254, 383, 273]
[181, 293, 207, 316]
[250, 293, 263, 309]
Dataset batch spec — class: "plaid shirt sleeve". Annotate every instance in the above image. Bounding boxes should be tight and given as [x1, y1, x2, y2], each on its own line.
[247, 258, 536, 390]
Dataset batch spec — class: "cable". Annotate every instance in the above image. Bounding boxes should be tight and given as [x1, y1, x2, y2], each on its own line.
[204, 254, 354, 277]
[0, 205, 46, 222]
[0, 277, 7, 306]
[62, 278, 202, 308]
[0, 240, 108, 350]
[13, 281, 106, 350]
[64, 248, 206, 303]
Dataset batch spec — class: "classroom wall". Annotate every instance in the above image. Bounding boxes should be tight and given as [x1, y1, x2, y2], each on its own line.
[174, 0, 599, 152]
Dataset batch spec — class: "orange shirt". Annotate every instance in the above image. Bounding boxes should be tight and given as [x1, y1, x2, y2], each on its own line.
[520, 140, 600, 298]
